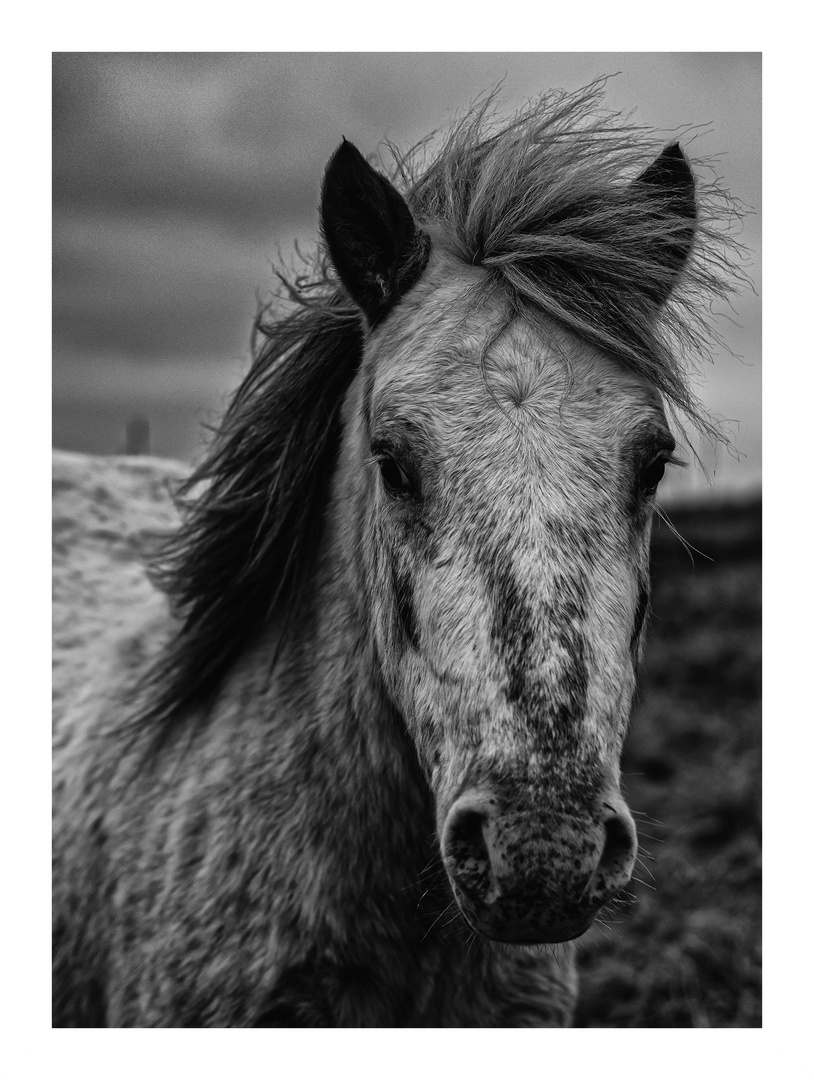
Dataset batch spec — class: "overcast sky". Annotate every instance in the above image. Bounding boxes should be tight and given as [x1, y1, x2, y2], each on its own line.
[52, 52, 760, 496]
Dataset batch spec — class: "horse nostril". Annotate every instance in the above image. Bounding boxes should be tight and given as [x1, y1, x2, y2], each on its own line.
[442, 797, 499, 904]
[596, 811, 637, 882]
[446, 808, 489, 865]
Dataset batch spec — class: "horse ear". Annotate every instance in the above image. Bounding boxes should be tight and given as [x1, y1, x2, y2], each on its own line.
[631, 142, 697, 306]
[321, 140, 431, 326]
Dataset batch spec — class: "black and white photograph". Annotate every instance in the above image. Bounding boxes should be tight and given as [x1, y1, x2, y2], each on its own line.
[50, 51, 761, 1033]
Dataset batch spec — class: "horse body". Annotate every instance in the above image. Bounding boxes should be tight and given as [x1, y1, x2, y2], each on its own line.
[53, 84, 739, 1026]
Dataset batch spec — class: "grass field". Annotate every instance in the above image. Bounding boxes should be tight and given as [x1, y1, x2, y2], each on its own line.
[574, 496, 762, 1027]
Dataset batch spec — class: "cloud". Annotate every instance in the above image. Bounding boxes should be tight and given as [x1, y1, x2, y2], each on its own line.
[53, 54, 430, 232]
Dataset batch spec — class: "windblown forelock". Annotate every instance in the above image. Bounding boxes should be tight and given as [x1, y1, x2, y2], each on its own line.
[392, 79, 746, 447]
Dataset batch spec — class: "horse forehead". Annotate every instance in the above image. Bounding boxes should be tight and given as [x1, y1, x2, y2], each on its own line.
[374, 311, 664, 443]
[483, 321, 665, 429]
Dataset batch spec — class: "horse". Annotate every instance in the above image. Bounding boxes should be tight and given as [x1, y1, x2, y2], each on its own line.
[52, 83, 739, 1027]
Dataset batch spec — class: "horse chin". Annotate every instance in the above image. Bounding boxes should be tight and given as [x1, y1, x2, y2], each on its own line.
[454, 899, 595, 946]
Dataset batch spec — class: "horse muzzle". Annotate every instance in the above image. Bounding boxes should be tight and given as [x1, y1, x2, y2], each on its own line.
[439, 788, 638, 944]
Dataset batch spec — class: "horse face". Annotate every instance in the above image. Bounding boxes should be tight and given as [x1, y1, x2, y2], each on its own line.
[344, 256, 675, 944]
[322, 141, 685, 945]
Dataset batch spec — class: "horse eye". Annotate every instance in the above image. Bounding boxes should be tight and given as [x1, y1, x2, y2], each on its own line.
[377, 455, 414, 497]
[640, 456, 667, 494]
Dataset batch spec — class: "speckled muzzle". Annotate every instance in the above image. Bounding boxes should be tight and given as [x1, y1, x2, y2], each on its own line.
[440, 786, 638, 943]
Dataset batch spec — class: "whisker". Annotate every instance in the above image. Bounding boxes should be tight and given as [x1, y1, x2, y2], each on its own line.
[635, 857, 657, 882]
[655, 503, 714, 565]
[420, 900, 458, 943]
[632, 875, 657, 891]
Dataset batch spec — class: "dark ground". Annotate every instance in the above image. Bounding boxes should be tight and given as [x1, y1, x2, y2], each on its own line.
[574, 496, 762, 1027]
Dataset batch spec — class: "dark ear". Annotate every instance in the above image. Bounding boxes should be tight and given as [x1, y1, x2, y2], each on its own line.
[632, 142, 697, 306]
[320, 140, 431, 326]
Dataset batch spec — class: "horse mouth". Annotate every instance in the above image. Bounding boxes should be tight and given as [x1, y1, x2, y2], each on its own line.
[453, 894, 597, 945]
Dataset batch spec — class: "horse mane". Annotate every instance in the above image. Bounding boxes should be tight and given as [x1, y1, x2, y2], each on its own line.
[139, 281, 361, 729]
[136, 79, 746, 731]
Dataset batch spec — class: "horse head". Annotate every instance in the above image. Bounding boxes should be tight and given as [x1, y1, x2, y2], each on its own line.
[321, 136, 696, 944]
